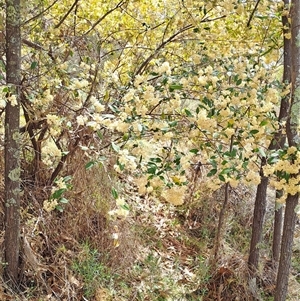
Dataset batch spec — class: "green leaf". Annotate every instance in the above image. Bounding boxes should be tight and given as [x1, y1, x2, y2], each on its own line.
[255, 15, 268, 20]
[202, 97, 213, 108]
[117, 160, 125, 171]
[150, 157, 162, 163]
[294, 204, 300, 214]
[85, 161, 95, 170]
[162, 77, 168, 85]
[147, 165, 157, 175]
[169, 121, 178, 127]
[268, 156, 278, 164]
[108, 104, 119, 113]
[221, 168, 232, 175]
[97, 131, 103, 139]
[242, 160, 249, 169]
[111, 142, 120, 152]
[207, 169, 217, 177]
[59, 197, 69, 204]
[258, 148, 266, 158]
[236, 78, 242, 85]
[224, 149, 237, 158]
[219, 174, 226, 182]
[55, 205, 64, 212]
[169, 84, 183, 92]
[184, 109, 193, 117]
[189, 149, 199, 154]
[120, 204, 130, 211]
[51, 188, 66, 200]
[111, 188, 118, 199]
[260, 120, 268, 126]
[210, 159, 217, 168]
[63, 175, 72, 182]
[30, 61, 38, 69]
[98, 156, 107, 161]
[250, 129, 259, 135]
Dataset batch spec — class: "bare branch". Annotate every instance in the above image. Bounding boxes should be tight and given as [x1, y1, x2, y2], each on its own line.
[135, 24, 194, 76]
[247, 0, 262, 28]
[22, 0, 60, 26]
[55, 0, 80, 28]
[22, 39, 55, 61]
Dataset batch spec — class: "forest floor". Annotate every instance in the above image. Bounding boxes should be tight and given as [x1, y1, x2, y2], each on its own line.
[0, 164, 300, 300]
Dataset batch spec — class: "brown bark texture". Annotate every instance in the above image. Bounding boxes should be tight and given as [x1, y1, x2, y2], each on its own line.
[248, 0, 292, 274]
[272, 202, 283, 262]
[275, 193, 299, 300]
[248, 171, 268, 273]
[5, 0, 22, 283]
[272, 0, 292, 263]
[275, 0, 300, 299]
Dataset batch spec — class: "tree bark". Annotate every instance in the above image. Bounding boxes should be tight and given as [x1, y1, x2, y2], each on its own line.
[4, 0, 21, 284]
[272, 199, 283, 262]
[248, 167, 268, 274]
[275, 0, 300, 299]
[272, 0, 291, 263]
[274, 193, 299, 301]
[248, 0, 292, 275]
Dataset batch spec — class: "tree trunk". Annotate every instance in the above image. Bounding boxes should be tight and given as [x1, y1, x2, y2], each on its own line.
[4, 0, 21, 284]
[272, 0, 291, 263]
[248, 167, 268, 274]
[248, 0, 292, 275]
[212, 182, 229, 267]
[272, 198, 283, 262]
[275, 0, 300, 299]
[274, 193, 299, 300]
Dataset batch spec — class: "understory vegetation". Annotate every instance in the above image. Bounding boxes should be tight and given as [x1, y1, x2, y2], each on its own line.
[0, 156, 299, 300]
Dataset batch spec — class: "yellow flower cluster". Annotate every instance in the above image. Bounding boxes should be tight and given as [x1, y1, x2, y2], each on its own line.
[46, 114, 62, 136]
[43, 199, 58, 212]
[155, 62, 171, 75]
[265, 149, 300, 199]
[161, 185, 187, 206]
[115, 149, 137, 172]
[244, 170, 261, 186]
[108, 197, 129, 219]
[42, 139, 62, 166]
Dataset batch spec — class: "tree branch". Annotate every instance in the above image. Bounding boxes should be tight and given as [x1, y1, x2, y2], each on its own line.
[23, 0, 60, 25]
[84, 0, 126, 35]
[247, 0, 262, 28]
[135, 24, 194, 76]
[55, 0, 80, 28]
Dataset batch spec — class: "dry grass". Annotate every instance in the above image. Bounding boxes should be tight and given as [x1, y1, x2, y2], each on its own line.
[0, 148, 299, 300]
[0, 149, 139, 300]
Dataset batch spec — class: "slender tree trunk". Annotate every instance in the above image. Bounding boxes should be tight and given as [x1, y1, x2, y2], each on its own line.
[248, 0, 291, 275]
[212, 182, 229, 267]
[275, 0, 300, 299]
[248, 165, 268, 274]
[274, 193, 298, 300]
[272, 197, 283, 262]
[272, 0, 291, 263]
[211, 136, 234, 268]
[4, 0, 21, 284]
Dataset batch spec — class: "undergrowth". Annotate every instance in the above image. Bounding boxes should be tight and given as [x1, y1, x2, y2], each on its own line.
[0, 153, 299, 300]
[72, 243, 111, 298]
